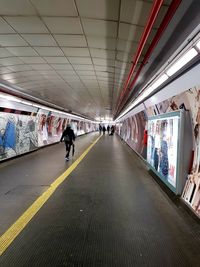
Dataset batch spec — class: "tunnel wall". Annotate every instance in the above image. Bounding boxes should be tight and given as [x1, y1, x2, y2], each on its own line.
[0, 106, 97, 162]
[117, 86, 199, 164]
[117, 85, 200, 216]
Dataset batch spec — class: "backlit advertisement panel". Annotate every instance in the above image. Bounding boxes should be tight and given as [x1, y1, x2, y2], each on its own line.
[147, 113, 180, 189]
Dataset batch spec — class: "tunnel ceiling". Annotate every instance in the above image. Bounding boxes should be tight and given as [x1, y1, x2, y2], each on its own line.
[0, 0, 175, 119]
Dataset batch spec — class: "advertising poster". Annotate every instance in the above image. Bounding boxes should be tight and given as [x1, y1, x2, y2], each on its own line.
[77, 121, 85, 135]
[147, 115, 179, 188]
[71, 120, 78, 136]
[119, 111, 147, 157]
[37, 113, 66, 146]
[0, 113, 37, 160]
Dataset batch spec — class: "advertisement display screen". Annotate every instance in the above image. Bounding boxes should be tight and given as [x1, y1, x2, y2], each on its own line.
[147, 114, 180, 189]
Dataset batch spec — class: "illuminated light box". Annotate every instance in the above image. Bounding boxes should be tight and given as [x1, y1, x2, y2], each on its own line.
[147, 110, 192, 195]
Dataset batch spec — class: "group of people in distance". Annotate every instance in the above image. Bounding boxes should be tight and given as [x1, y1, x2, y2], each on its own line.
[99, 124, 115, 135]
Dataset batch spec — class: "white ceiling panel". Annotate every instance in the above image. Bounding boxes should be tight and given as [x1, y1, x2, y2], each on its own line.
[99, 81, 114, 85]
[44, 57, 69, 63]
[30, 64, 53, 70]
[31, 0, 77, 16]
[40, 75, 60, 80]
[0, 57, 24, 66]
[3, 79, 20, 84]
[82, 19, 117, 38]
[51, 64, 73, 70]
[43, 17, 82, 34]
[0, 35, 28, 46]
[62, 47, 90, 57]
[87, 36, 116, 50]
[96, 71, 114, 77]
[54, 34, 87, 47]
[90, 48, 115, 59]
[94, 65, 115, 72]
[73, 65, 94, 71]
[20, 57, 46, 64]
[76, 0, 120, 20]
[68, 57, 92, 65]
[76, 70, 95, 76]
[4, 16, 48, 33]
[16, 81, 41, 88]
[80, 76, 97, 80]
[116, 51, 131, 63]
[19, 70, 38, 76]
[36, 70, 57, 75]
[0, 72, 23, 80]
[22, 34, 57, 46]
[0, 17, 15, 33]
[6, 77, 31, 84]
[0, 0, 36, 15]
[119, 23, 143, 41]
[67, 81, 85, 87]
[117, 39, 137, 53]
[0, 0, 172, 120]
[6, 47, 38, 56]
[34, 47, 64, 56]
[0, 66, 12, 74]
[48, 77, 65, 82]
[57, 70, 77, 76]
[115, 61, 131, 69]
[120, 0, 151, 26]
[8, 65, 33, 71]
[97, 76, 111, 81]
[62, 76, 80, 82]
[0, 48, 13, 57]
[93, 58, 115, 66]
[4, 72, 31, 79]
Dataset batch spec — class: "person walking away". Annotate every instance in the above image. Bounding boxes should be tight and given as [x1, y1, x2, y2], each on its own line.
[99, 124, 102, 134]
[60, 124, 75, 161]
[109, 125, 115, 135]
[102, 126, 106, 134]
[107, 125, 110, 134]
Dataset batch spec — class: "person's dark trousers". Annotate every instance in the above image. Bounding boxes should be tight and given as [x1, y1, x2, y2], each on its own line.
[65, 141, 72, 157]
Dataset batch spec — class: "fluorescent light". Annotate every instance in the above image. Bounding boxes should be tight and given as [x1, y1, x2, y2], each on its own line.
[166, 48, 198, 76]
[140, 86, 154, 100]
[151, 74, 168, 89]
[116, 86, 156, 121]
[196, 40, 200, 50]
[0, 92, 96, 123]
[0, 93, 21, 103]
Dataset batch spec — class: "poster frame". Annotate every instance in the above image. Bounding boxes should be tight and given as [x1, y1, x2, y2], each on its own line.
[147, 110, 185, 194]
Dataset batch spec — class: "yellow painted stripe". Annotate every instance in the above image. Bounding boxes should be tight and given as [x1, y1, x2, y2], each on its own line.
[0, 135, 101, 256]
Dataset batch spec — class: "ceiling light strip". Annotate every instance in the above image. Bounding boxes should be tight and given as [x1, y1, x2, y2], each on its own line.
[0, 91, 96, 123]
[116, 39, 200, 122]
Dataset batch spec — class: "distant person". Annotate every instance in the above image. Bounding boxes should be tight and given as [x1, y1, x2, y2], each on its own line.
[102, 126, 106, 134]
[99, 124, 102, 134]
[109, 125, 115, 135]
[60, 124, 75, 161]
[107, 125, 110, 134]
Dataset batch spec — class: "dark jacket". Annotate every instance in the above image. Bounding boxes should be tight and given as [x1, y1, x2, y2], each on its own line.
[60, 127, 75, 143]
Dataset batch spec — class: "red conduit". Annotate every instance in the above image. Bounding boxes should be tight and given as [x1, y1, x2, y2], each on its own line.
[116, 0, 164, 112]
[118, 0, 182, 112]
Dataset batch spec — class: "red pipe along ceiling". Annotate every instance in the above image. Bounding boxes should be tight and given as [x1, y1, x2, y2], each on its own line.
[115, 0, 182, 117]
[115, 0, 164, 114]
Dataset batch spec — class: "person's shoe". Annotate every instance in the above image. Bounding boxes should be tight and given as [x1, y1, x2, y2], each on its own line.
[65, 157, 69, 161]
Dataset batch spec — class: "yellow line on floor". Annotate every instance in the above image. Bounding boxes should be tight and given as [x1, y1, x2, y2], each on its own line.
[0, 135, 101, 256]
